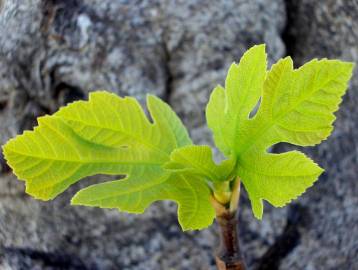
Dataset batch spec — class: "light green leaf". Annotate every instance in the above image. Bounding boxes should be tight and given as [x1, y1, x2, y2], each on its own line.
[206, 45, 354, 218]
[164, 145, 235, 182]
[147, 95, 192, 148]
[206, 44, 267, 155]
[72, 169, 214, 230]
[237, 151, 323, 218]
[55, 92, 185, 154]
[3, 91, 214, 230]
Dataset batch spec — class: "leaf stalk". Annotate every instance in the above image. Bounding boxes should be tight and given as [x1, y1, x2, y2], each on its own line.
[229, 177, 241, 212]
[211, 176, 246, 270]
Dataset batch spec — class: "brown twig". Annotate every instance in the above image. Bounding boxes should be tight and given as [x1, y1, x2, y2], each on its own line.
[211, 177, 246, 270]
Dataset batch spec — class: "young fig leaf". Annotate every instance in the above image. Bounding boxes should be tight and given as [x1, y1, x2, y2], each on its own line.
[2, 91, 215, 230]
[206, 45, 354, 218]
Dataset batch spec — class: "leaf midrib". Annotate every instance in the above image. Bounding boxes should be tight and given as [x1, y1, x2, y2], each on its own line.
[63, 117, 171, 159]
[6, 149, 164, 166]
[230, 51, 263, 148]
[181, 175, 199, 227]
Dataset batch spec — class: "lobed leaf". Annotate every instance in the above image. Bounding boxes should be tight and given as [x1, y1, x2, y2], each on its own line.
[206, 45, 354, 218]
[72, 169, 214, 230]
[3, 91, 214, 230]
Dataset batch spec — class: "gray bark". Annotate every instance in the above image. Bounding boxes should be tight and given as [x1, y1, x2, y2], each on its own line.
[0, 0, 357, 269]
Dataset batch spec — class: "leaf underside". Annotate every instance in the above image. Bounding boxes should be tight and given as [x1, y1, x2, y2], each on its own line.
[206, 44, 354, 218]
[3, 91, 214, 230]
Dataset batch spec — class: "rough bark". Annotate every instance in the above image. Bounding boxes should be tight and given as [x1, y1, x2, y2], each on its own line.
[0, 0, 357, 269]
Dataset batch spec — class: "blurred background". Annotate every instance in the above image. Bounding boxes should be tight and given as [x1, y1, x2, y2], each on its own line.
[0, 0, 357, 269]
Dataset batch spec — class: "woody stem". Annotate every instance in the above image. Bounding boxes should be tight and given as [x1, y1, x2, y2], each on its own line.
[211, 177, 246, 270]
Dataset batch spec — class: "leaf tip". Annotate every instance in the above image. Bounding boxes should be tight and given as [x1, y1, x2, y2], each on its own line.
[70, 196, 79, 205]
[252, 198, 264, 220]
[317, 165, 325, 175]
[179, 218, 214, 232]
[146, 93, 163, 108]
[71, 190, 86, 206]
[345, 61, 356, 76]
[253, 43, 266, 50]
[228, 62, 239, 73]
[247, 43, 267, 56]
